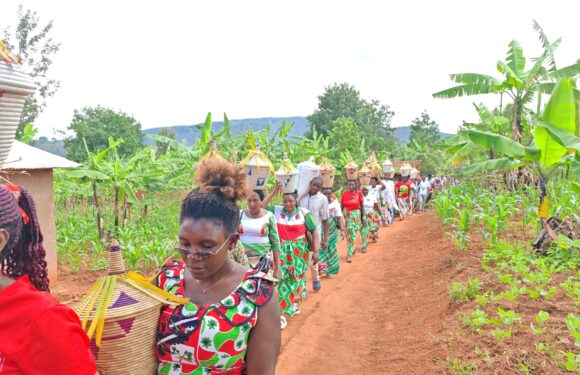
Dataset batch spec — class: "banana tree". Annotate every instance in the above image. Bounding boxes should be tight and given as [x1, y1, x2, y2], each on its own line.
[433, 21, 580, 142]
[458, 80, 579, 229]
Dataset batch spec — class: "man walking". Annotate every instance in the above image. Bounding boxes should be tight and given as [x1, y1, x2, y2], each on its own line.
[299, 176, 329, 292]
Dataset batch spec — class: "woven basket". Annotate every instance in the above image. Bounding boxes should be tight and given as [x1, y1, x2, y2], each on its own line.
[243, 148, 273, 190]
[76, 241, 187, 375]
[345, 159, 358, 180]
[359, 165, 372, 186]
[0, 61, 36, 167]
[275, 154, 299, 194]
[319, 158, 335, 188]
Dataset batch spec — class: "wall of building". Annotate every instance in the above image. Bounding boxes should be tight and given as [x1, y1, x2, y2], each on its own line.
[4, 169, 58, 282]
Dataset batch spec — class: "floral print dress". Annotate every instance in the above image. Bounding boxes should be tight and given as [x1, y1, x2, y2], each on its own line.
[270, 206, 317, 316]
[156, 260, 274, 375]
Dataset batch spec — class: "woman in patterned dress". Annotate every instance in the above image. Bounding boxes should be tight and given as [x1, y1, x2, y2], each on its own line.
[320, 188, 345, 276]
[263, 186, 319, 319]
[361, 186, 381, 243]
[239, 190, 281, 279]
[154, 157, 280, 375]
[340, 180, 367, 263]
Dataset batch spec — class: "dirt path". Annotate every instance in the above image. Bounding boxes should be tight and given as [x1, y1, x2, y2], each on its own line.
[277, 212, 455, 375]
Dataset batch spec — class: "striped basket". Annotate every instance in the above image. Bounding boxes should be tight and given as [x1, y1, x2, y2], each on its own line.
[0, 60, 36, 167]
[345, 159, 358, 180]
[319, 157, 335, 188]
[76, 241, 187, 375]
[359, 165, 372, 186]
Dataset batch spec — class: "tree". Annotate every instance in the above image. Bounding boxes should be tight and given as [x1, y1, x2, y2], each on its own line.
[328, 117, 362, 159]
[3, 5, 61, 136]
[64, 106, 144, 162]
[155, 127, 177, 155]
[308, 83, 396, 152]
[409, 111, 441, 146]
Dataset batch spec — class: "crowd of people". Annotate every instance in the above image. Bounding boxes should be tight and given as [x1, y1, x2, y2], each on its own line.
[0, 156, 450, 374]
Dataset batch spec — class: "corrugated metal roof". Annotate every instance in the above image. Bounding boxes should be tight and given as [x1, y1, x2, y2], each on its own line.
[0, 140, 80, 170]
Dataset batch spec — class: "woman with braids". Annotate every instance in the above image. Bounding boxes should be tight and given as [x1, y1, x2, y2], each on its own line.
[154, 158, 280, 375]
[320, 187, 345, 276]
[262, 184, 319, 322]
[0, 184, 97, 374]
[239, 189, 281, 279]
[340, 180, 366, 263]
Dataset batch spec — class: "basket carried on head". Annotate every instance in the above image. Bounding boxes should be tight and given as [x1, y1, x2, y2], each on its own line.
[275, 153, 299, 193]
[76, 241, 187, 375]
[359, 165, 372, 186]
[319, 157, 335, 188]
[345, 158, 358, 180]
[0, 42, 36, 167]
[242, 146, 274, 191]
[366, 153, 382, 179]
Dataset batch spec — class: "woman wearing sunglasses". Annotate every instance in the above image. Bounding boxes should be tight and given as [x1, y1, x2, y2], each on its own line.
[154, 157, 280, 375]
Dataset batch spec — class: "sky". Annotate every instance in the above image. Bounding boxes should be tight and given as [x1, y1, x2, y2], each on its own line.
[1, 0, 579, 138]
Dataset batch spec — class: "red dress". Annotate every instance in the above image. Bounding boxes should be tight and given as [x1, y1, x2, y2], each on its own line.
[0, 276, 97, 375]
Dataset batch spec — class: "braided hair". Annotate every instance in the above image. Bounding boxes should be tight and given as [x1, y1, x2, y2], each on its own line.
[0, 185, 48, 291]
[181, 157, 248, 234]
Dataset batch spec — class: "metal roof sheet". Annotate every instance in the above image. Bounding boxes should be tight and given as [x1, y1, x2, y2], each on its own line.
[0, 140, 80, 170]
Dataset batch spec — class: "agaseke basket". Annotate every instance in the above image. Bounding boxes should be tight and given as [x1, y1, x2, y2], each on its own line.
[76, 241, 187, 375]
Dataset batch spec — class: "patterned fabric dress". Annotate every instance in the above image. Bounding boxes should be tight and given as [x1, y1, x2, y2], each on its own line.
[318, 199, 341, 275]
[363, 193, 380, 242]
[156, 260, 274, 375]
[229, 241, 251, 267]
[271, 206, 317, 316]
[239, 210, 280, 274]
[341, 191, 367, 256]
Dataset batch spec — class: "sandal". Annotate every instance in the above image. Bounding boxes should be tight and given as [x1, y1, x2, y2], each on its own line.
[280, 316, 288, 330]
[313, 280, 321, 292]
[361, 248, 367, 253]
[345, 256, 352, 263]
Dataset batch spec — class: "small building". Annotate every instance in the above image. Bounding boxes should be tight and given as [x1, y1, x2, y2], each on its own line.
[0, 140, 79, 282]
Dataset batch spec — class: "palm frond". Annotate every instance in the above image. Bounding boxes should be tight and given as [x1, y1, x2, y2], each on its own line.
[506, 40, 526, 74]
[532, 20, 558, 71]
[433, 84, 498, 98]
[545, 62, 580, 81]
[449, 73, 501, 86]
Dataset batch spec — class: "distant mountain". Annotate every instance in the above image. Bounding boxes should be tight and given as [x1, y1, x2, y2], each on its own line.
[144, 116, 454, 146]
[143, 117, 310, 146]
[33, 137, 67, 157]
[393, 126, 454, 143]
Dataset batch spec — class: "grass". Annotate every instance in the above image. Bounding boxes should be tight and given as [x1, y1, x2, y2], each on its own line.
[450, 278, 482, 303]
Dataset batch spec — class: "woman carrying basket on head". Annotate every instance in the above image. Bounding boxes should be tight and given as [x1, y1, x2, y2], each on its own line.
[340, 180, 367, 263]
[320, 187, 345, 276]
[0, 184, 97, 375]
[262, 183, 319, 321]
[239, 190, 281, 279]
[154, 157, 280, 375]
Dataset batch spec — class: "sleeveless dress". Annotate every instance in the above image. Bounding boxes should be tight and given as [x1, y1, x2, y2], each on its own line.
[156, 260, 274, 375]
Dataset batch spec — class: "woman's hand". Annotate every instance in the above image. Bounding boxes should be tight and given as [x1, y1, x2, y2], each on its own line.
[273, 266, 281, 280]
[274, 180, 282, 193]
[340, 230, 346, 240]
[311, 251, 319, 265]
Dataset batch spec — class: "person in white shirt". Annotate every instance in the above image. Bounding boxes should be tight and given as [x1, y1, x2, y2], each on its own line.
[418, 177, 431, 212]
[382, 175, 398, 225]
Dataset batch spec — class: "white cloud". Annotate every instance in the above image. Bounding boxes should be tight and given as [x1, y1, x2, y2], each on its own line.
[1, 0, 578, 137]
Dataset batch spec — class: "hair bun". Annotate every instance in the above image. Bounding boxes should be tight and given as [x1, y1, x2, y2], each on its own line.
[194, 157, 248, 202]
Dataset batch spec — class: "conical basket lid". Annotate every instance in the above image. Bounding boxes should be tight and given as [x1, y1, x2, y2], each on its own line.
[76, 241, 187, 347]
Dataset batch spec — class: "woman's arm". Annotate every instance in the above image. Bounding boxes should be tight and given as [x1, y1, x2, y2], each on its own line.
[261, 181, 281, 209]
[267, 214, 282, 279]
[245, 291, 281, 375]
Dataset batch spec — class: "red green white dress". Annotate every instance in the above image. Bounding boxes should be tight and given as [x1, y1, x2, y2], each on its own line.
[270, 206, 316, 316]
[156, 260, 274, 375]
[239, 210, 280, 274]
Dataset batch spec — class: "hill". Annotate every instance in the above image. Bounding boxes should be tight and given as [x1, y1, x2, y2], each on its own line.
[144, 116, 454, 145]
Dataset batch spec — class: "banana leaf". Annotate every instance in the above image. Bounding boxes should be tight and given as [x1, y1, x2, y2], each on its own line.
[533, 79, 576, 168]
[463, 158, 523, 174]
[465, 130, 526, 159]
[536, 120, 580, 152]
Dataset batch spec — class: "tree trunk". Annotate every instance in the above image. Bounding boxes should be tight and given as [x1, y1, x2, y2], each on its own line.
[92, 182, 104, 240]
[122, 194, 128, 227]
[143, 204, 148, 221]
[114, 185, 120, 228]
[511, 99, 522, 143]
